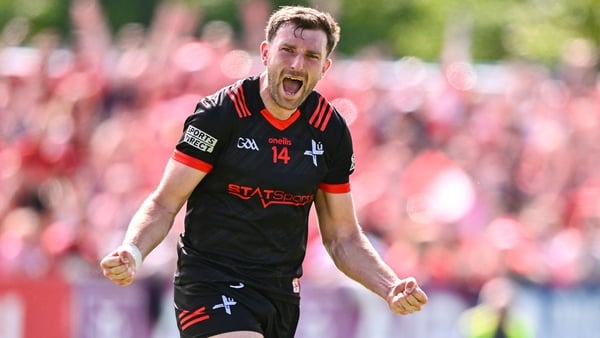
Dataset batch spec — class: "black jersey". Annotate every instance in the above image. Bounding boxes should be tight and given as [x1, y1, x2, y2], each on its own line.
[172, 75, 355, 292]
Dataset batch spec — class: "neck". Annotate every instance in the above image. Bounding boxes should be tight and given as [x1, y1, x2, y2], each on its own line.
[259, 72, 296, 120]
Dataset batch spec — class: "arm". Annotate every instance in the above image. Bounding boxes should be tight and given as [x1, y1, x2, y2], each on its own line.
[314, 189, 428, 315]
[100, 158, 207, 286]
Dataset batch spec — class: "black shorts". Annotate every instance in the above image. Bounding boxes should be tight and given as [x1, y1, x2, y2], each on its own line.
[174, 280, 300, 338]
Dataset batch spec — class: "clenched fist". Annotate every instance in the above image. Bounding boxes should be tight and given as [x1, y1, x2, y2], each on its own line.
[99, 245, 142, 286]
[387, 277, 428, 315]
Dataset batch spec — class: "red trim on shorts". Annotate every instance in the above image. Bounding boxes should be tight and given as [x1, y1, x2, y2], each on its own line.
[319, 182, 351, 193]
[172, 150, 213, 173]
[179, 307, 210, 331]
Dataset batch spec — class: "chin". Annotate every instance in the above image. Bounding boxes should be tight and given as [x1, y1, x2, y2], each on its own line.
[275, 93, 301, 109]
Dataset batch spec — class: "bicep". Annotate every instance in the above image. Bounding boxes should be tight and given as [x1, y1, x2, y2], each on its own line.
[151, 158, 207, 214]
[314, 190, 360, 243]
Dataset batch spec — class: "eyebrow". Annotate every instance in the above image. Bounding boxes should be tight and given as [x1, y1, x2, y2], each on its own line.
[280, 42, 323, 57]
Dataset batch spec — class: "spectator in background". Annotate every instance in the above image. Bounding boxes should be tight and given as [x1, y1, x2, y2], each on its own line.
[459, 277, 533, 338]
[2, 1, 600, 336]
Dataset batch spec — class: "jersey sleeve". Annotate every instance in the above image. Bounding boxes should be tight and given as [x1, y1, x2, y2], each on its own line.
[173, 97, 231, 173]
[319, 111, 355, 193]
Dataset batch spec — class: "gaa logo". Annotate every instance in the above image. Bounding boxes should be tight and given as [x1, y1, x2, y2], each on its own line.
[237, 137, 259, 151]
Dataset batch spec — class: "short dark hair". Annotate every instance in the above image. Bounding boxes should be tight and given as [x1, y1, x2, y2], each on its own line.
[265, 6, 341, 56]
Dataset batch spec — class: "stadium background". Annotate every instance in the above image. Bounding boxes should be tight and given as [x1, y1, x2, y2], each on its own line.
[1, 0, 600, 337]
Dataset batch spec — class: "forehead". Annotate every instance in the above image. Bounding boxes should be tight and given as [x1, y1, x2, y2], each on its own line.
[271, 23, 328, 54]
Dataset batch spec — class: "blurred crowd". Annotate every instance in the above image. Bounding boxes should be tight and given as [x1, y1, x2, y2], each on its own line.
[2, 0, 600, 304]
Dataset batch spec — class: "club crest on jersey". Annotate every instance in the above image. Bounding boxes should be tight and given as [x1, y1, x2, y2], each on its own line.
[184, 125, 218, 153]
[304, 139, 324, 167]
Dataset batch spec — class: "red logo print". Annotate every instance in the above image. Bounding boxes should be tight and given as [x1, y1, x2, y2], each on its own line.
[179, 307, 210, 331]
[227, 184, 314, 208]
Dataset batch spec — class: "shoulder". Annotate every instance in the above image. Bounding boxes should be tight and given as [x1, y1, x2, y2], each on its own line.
[303, 91, 350, 135]
[187, 76, 258, 123]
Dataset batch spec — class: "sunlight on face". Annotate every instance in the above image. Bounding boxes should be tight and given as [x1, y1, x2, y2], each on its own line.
[261, 23, 331, 112]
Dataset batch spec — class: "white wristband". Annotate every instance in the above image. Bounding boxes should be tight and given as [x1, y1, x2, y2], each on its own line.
[120, 243, 143, 269]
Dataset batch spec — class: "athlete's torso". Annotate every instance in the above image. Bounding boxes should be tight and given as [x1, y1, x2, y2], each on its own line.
[172, 76, 354, 289]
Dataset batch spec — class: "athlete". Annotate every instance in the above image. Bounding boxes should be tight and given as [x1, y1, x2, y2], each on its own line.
[100, 5, 428, 338]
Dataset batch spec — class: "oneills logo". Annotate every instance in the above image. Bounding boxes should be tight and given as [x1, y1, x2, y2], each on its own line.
[228, 184, 314, 208]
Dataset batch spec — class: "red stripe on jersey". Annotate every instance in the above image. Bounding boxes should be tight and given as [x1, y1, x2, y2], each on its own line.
[172, 150, 213, 173]
[234, 85, 251, 117]
[227, 85, 251, 118]
[309, 96, 333, 131]
[319, 182, 351, 193]
[319, 105, 333, 132]
[309, 96, 326, 125]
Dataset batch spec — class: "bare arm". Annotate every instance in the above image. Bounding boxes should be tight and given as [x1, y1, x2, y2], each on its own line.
[100, 158, 206, 286]
[314, 189, 427, 314]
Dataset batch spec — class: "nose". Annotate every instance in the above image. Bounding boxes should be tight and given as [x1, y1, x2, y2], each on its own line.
[290, 54, 304, 70]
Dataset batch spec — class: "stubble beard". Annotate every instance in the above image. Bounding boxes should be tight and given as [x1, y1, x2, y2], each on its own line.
[268, 70, 311, 111]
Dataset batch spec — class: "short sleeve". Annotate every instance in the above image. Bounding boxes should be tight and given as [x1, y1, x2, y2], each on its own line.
[173, 98, 231, 172]
[319, 113, 355, 192]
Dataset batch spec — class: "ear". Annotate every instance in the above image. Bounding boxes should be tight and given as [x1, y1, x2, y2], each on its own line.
[321, 58, 332, 78]
[259, 41, 269, 65]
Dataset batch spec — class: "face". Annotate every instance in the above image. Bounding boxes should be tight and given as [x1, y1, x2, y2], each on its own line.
[261, 23, 332, 112]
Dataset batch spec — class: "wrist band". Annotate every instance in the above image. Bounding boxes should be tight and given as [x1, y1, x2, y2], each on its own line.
[120, 243, 143, 269]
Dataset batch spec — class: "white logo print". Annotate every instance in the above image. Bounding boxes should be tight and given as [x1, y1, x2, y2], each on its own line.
[212, 295, 237, 315]
[304, 140, 324, 167]
[183, 125, 218, 153]
[237, 137, 259, 151]
[229, 282, 245, 289]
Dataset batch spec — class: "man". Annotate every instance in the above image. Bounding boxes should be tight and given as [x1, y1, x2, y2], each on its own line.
[100, 5, 428, 338]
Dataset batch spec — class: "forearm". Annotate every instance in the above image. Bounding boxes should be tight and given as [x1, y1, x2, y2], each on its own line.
[325, 230, 399, 300]
[122, 192, 178, 259]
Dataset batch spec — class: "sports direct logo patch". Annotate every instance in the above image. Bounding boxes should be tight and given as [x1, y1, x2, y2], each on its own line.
[184, 125, 218, 153]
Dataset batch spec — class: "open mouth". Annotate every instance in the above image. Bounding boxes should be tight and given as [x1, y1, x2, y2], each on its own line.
[282, 76, 303, 96]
